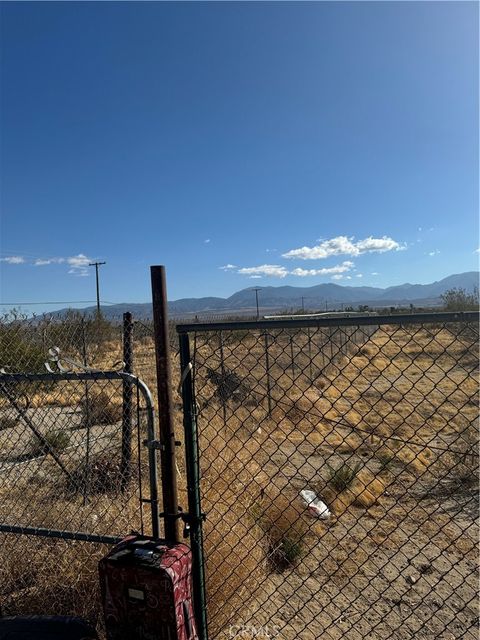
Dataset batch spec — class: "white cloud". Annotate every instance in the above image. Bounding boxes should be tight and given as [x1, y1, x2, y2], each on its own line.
[204, 239, 211, 244]
[0, 256, 25, 264]
[282, 235, 405, 260]
[238, 264, 289, 278]
[1, 252, 95, 276]
[371, 272, 379, 276]
[427, 250, 440, 257]
[356, 273, 363, 278]
[219, 264, 237, 271]
[249, 275, 262, 279]
[289, 261, 354, 277]
[65, 254, 93, 276]
[0, 256, 23, 264]
[237, 260, 354, 279]
[332, 274, 343, 280]
[34, 257, 65, 266]
[66, 254, 92, 276]
[68, 267, 90, 277]
[67, 254, 91, 268]
[474, 248, 480, 254]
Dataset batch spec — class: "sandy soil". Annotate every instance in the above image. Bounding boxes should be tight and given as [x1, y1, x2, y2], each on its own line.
[0, 321, 477, 640]
[193, 323, 479, 639]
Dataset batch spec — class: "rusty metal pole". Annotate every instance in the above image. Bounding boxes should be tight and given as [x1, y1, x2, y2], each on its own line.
[151, 266, 179, 543]
[120, 312, 134, 492]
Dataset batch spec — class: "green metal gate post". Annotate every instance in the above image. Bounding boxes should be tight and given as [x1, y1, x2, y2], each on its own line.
[178, 331, 209, 640]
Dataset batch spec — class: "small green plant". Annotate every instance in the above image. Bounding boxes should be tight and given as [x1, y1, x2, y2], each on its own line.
[0, 415, 18, 431]
[0, 310, 46, 373]
[250, 493, 307, 573]
[377, 452, 395, 473]
[29, 429, 70, 458]
[327, 461, 362, 492]
[269, 536, 303, 571]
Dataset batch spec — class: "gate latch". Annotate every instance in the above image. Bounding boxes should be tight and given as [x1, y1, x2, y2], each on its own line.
[143, 439, 165, 451]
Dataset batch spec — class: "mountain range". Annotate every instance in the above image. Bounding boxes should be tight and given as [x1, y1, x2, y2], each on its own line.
[52, 271, 479, 320]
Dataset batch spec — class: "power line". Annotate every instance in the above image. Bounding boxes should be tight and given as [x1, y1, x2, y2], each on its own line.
[0, 301, 118, 306]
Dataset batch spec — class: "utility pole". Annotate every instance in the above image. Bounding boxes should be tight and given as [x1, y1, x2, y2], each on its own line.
[89, 261, 106, 317]
[253, 287, 261, 320]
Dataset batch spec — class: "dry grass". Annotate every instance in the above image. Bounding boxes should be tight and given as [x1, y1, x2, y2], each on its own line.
[0, 321, 478, 639]
[253, 491, 310, 571]
[202, 477, 267, 635]
[0, 536, 107, 626]
[67, 451, 124, 494]
[80, 391, 122, 427]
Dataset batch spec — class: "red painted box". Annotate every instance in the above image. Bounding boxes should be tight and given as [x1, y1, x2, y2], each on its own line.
[99, 536, 198, 640]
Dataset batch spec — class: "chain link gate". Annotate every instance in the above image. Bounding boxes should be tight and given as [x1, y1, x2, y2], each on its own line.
[177, 312, 479, 640]
[0, 366, 160, 633]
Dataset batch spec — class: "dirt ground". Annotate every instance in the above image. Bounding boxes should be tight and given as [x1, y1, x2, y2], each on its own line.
[0, 321, 478, 639]
[193, 323, 479, 639]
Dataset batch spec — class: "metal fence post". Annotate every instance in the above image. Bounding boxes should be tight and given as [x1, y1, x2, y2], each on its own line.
[179, 331, 209, 640]
[121, 312, 134, 492]
[151, 266, 179, 543]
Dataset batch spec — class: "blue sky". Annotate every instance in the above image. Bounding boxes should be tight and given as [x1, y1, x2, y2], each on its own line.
[1, 1, 478, 313]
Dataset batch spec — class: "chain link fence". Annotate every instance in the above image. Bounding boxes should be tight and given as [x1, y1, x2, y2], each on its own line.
[0, 310, 125, 373]
[1, 309, 478, 639]
[178, 312, 479, 640]
[0, 312, 161, 635]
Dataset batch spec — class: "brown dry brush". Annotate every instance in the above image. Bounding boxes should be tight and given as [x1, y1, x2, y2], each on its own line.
[0, 322, 477, 636]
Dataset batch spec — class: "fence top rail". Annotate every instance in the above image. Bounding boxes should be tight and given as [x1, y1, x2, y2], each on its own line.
[0, 370, 139, 383]
[176, 311, 479, 334]
[0, 370, 155, 413]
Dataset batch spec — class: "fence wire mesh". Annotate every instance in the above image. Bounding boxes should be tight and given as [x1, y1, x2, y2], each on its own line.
[182, 313, 479, 640]
[0, 311, 124, 374]
[0, 312, 159, 635]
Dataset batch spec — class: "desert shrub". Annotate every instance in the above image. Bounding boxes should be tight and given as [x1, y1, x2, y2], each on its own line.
[0, 414, 18, 431]
[29, 428, 70, 458]
[359, 344, 379, 359]
[252, 492, 309, 572]
[68, 451, 122, 494]
[327, 461, 362, 492]
[44, 311, 118, 364]
[0, 311, 46, 373]
[316, 377, 329, 390]
[377, 450, 396, 473]
[321, 466, 385, 514]
[80, 392, 122, 427]
[269, 535, 303, 570]
[441, 287, 479, 312]
[206, 367, 252, 403]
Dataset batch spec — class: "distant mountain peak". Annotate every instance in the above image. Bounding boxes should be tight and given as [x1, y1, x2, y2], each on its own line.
[48, 271, 478, 320]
